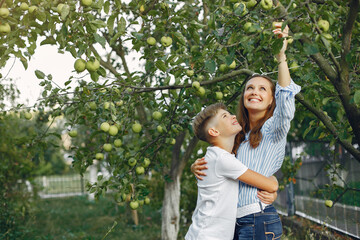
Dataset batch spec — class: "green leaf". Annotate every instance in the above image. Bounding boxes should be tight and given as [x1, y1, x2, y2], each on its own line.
[190, 20, 205, 30]
[60, 4, 70, 21]
[205, 60, 216, 73]
[172, 32, 186, 46]
[303, 42, 319, 55]
[155, 60, 167, 72]
[35, 70, 45, 79]
[93, 33, 106, 48]
[104, 1, 110, 13]
[40, 37, 56, 46]
[107, 15, 116, 35]
[354, 90, 360, 105]
[118, 17, 126, 35]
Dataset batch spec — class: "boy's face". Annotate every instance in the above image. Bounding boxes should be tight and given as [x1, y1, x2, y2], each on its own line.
[211, 109, 242, 136]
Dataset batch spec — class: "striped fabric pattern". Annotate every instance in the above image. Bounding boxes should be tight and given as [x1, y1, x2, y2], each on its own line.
[236, 80, 301, 209]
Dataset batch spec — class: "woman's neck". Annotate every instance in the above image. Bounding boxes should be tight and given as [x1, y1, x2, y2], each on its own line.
[249, 111, 266, 129]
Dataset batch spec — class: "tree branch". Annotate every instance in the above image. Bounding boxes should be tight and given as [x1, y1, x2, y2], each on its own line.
[295, 93, 360, 162]
[340, 0, 359, 82]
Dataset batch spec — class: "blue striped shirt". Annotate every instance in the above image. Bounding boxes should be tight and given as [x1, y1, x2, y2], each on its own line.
[236, 80, 301, 212]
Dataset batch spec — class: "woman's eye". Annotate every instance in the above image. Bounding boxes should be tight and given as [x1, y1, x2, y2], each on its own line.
[261, 87, 266, 90]
[247, 86, 253, 90]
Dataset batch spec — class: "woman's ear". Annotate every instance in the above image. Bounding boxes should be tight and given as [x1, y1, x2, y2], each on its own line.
[208, 127, 219, 137]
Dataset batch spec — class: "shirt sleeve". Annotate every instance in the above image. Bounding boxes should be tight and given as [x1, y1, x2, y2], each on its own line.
[215, 152, 248, 180]
[264, 79, 301, 143]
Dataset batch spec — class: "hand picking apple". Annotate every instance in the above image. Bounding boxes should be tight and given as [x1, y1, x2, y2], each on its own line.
[272, 22, 289, 63]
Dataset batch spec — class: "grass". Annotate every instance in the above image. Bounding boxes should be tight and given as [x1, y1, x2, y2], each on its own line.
[20, 195, 162, 240]
[14, 195, 355, 240]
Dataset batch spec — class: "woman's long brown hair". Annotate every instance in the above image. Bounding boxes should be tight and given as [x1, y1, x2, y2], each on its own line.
[232, 74, 276, 154]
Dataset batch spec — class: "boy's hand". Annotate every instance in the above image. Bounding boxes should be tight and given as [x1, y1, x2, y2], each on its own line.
[191, 157, 208, 180]
[257, 190, 278, 204]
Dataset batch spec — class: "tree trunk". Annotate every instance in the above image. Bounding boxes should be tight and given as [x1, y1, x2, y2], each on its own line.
[161, 175, 181, 240]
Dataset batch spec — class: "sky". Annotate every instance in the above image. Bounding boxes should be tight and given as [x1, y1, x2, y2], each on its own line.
[2, 44, 75, 109]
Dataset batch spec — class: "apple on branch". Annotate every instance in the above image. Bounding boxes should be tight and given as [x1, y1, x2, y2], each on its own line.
[81, 0, 93, 7]
[146, 37, 156, 45]
[130, 200, 139, 210]
[0, 8, 10, 18]
[74, 59, 86, 73]
[24, 112, 32, 120]
[161, 36, 172, 47]
[114, 139, 122, 147]
[100, 122, 110, 132]
[103, 143, 112, 152]
[132, 123, 142, 133]
[318, 19, 330, 32]
[260, 0, 273, 10]
[69, 129, 78, 137]
[108, 125, 118, 136]
[0, 23, 11, 34]
[152, 111, 162, 120]
[128, 157, 137, 167]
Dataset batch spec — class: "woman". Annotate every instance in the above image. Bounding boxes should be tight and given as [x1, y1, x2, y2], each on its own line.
[191, 24, 301, 239]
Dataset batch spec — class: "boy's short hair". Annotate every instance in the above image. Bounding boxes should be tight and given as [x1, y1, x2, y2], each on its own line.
[192, 103, 227, 142]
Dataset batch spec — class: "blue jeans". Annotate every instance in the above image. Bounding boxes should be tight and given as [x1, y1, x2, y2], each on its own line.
[233, 205, 282, 240]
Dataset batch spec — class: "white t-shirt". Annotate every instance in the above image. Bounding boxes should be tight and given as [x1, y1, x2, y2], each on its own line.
[185, 146, 248, 240]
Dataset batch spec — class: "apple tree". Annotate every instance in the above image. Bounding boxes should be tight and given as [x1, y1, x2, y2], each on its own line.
[1, 0, 359, 239]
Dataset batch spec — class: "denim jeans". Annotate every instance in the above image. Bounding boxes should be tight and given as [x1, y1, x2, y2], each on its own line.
[233, 205, 282, 240]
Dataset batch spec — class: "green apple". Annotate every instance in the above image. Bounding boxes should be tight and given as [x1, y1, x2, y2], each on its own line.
[135, 166, 145, 175]
[322, 33, 333, 41]
[290, 61, 299, 71]
[152, 111, 162, 120]
[142, 158, 151, 168]
[160, 36, 172, 47]
[56, 3, 64, 13]
[287, 37, 294, 44]
[0, 8, 10, 18]
[144, 197, 150, 204]
[29, 6, 38, 13]
[86, 59, 100, 72]
[234, 2, 247, 16]
[186, 69, 194, 77]
[24, 112, 32, 120]
[215, 91, 223, 100]
[325, 200, 333, 208]
[132, 123, 142, 133]
[100, 122, 110, 132]
[104, 101, 110, 110]
[139, 199, 144, 206]
[157, 125, 163, 133]
[129, 201, 139, 210]
[244, 22, 253, 33]
[103, 143, 112, 152]
[318, 19, 329, 32]
[81, 0, 92, 6]
[219, 64, 227, 72]
[245, 0, 257, 8]
[170, 138, 176, 145]
[89, 101, 97, 110]
[229, 61, 236, 69]
[260, 0, 273, 10]
[20, 2, 29, 10]
[192, 81, 200, 89]
[0, 23, 10, 33]
[69, 130, 78, 137]
[114, 139, 122, 147]
[108, 125, 118, 136]
[74, 59, 86, 73]
[95, 153, 104, 160]
[197, 87, 206, 97]
[128, 157, 137, 167]
[146, 37, 156, 45]
[116, 100, 124, 106]
[197, 75, 205, 81]
[139, 5, 145, 13]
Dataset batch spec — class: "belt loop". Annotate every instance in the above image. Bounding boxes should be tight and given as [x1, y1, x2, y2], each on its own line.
[259, 202, 264, 213]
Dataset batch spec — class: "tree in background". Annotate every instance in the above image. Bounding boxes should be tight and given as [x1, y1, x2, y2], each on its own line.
[0, 0, 359, 239]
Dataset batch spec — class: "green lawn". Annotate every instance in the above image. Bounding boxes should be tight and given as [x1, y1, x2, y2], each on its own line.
[21, 195, 162, 240]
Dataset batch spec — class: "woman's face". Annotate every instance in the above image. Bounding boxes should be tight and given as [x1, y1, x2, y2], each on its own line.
[243, 77, 274, 114]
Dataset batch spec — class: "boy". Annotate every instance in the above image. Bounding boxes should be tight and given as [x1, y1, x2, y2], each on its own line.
[185, 103, 278, 240]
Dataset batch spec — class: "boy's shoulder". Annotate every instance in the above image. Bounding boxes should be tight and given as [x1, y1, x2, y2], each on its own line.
[205, 146, 236, 161]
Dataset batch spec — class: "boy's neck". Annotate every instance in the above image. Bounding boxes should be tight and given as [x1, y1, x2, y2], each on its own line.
[212, 135, 236, 154]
